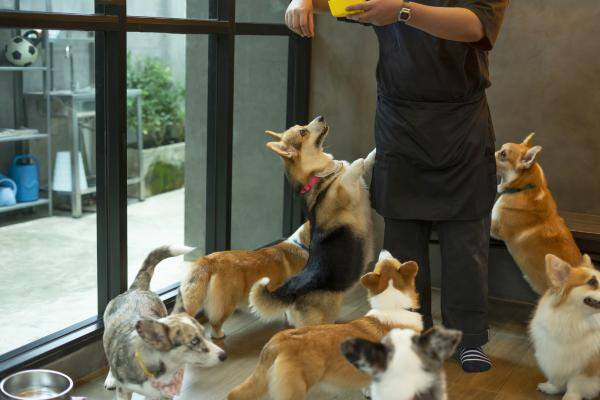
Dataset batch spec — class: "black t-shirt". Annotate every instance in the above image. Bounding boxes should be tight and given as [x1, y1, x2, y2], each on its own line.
[374, 0, 508, 102]
[363, 0, 509, 220]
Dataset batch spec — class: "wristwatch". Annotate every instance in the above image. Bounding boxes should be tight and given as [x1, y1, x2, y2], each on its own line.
[398, 1, 412, 23]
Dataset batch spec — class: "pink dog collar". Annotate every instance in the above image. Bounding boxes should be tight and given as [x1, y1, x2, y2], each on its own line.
[150, 368, 184, 398]
[299, 176, 320, 195]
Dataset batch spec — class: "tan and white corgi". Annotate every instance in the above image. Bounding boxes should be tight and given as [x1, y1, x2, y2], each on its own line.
[491, 133, 582, 294]
[173, 223, 310, 339]
[249, 115, 375, 328]
[530, 254, 600, 400]
[227, 250, 423, 400]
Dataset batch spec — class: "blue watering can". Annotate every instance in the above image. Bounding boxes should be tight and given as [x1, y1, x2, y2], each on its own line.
[9, 154, 40, 202]
[0, 174, 17, 207]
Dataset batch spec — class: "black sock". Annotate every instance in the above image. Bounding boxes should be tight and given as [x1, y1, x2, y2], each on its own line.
[457, 346, 492, 373]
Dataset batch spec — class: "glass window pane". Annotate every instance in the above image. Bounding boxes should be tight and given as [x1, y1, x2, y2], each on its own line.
[126, 33, 208, 291]
[0, 0, 94, 13]
[127, 0, 209, 19]
[231, 35, 288, 249]
[236, 0, 288, 24]
[0, 29, 97, 355]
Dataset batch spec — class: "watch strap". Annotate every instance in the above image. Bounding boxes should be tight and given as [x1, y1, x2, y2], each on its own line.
[398, 1, 412, 23]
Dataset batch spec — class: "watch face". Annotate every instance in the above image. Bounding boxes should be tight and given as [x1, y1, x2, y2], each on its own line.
[400, 8, 410, 20]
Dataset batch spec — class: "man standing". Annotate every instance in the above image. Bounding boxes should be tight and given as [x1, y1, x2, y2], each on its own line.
[285, 0, 508, 373]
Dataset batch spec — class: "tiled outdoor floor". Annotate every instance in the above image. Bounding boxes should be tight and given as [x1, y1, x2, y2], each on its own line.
[0, 189, 190, 354]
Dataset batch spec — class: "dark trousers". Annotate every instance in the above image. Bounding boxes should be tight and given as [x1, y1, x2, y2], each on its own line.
[383, 217, 490, 348]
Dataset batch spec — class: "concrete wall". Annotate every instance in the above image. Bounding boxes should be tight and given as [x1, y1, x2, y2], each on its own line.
[231, 35, 288, 249]
[185, 2, 292, 251]
[310, 2, 600, 216]
[487, 0, 600, 215]
[309, 18, 378, 163]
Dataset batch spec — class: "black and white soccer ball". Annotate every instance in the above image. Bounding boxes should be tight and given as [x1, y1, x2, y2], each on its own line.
[5, 36, 39, 67]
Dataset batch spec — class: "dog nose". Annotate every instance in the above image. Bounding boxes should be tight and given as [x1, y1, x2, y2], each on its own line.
[218, 351, 227, 362]
[315, 115, 324, 122]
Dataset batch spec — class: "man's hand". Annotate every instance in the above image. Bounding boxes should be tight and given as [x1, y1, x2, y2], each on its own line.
[286, 0, 315, 37]
[347, 0, 404, 26]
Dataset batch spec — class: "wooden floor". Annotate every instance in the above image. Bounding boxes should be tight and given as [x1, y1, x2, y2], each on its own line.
[73, 288, 588, 400]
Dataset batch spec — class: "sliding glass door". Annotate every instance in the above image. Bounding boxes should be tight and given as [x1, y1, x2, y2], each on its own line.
[0, 0, 309, 375]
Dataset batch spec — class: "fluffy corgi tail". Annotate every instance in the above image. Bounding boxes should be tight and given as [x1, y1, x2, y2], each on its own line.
[175, 264, 211, 317]
[129, 245, 194, 291]
[227, 343, 276, 400]
[249, 278, 288, 321]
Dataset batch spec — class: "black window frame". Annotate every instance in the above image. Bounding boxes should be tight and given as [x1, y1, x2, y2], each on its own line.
[0, 0, 309, 376]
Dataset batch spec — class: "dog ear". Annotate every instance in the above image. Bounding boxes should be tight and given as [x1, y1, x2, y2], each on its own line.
[518, 145, 542, 170]
[266, 142, 294, 159]
[360, 272, 381, 292]
[398, 261, 419, 282]
[265, 130, 282, 141]
[521, 132, 536, 147]
[581, 254, 594, 267]
[413, 327, 462, 368]
[136, 319, 173, 351]
[341, 338, 389, 378]
[378, 249, 394, 262]
[545, 254, 572, 287]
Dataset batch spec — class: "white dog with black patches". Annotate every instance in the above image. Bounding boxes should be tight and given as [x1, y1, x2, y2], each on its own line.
[342, 327, 462, 400]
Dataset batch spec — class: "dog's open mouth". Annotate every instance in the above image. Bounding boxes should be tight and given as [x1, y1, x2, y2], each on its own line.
[584, 297, 600, 309]
[315, 126, 329, 148]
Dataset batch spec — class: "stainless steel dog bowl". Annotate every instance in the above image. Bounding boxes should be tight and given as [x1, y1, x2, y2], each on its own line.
[0, 370, 73, 400]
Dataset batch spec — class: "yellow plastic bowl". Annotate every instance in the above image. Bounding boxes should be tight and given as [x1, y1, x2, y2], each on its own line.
[328, 0, 365, 17]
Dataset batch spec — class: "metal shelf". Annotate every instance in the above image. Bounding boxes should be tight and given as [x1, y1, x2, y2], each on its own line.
[49, 37, 94, 44]
[0, 66, 47, 72]
[0, 132, 49, 143]
[0, 198, 50, 214]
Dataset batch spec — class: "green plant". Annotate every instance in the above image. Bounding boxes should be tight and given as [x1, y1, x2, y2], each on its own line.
[146, 160, 185, 195]
[127, 53, 185, 148]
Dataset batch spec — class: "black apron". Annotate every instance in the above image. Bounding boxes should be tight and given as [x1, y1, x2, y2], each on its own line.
[367, 0, 507, 221]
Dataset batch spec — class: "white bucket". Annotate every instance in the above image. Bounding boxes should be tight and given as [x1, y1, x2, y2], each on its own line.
[52, 151, 88, 192]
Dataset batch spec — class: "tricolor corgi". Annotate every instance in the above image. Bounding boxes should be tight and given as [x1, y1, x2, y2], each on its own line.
[249, 115, 375, 327]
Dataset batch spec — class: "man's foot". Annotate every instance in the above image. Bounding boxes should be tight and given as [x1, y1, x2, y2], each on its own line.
[457, 347, 492, 373]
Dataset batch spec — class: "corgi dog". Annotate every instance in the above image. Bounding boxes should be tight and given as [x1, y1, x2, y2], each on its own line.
[103, 246, 226, 400]
[173, 222, 310, 339]
[227, 251, 423, 400]
[249, 115, 375, 327]
[491, 133, 582, 294]
[341, 327, 462, 400]
[530, 254, 600, 400]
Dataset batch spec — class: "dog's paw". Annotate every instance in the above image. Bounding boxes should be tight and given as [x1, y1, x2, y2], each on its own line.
[258, 277, 270, 287]
[364, 148, 376, 170]
[361, 386, 372, 399]
[103, 370, 117, 391]
[350, 158, 365, 173]
[562, 394, 582, 400]
[538, 382, 562, 395]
